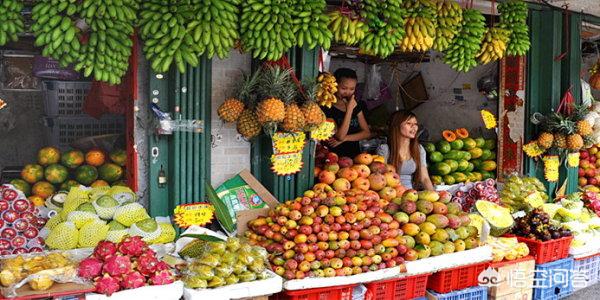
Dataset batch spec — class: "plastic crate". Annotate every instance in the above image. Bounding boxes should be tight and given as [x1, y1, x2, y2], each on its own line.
[532, 257, 573, 300]
[572, 253, 600, 291]
[426, 286, 488, 300]
[43, 81, 91, 117]
[270, 284, 356, 300]
[44, 115, 125, 151]
[364, 273, 430, 300]
[516, 236, 572, 264]
[427, 261, 489, 294]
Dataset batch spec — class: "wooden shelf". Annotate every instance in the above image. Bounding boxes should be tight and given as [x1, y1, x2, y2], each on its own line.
[328, 44, 431, 64]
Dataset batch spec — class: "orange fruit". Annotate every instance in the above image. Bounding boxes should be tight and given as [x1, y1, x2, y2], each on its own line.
[91, 180, 109, 188]
[38, 147, 61, 166]
[32, 181, 55, 199]
[85, 150, 106, 167]
[21, 164, 44, 184]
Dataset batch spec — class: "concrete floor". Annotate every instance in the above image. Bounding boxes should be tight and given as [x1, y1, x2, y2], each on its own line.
[566, 284, 600, 299]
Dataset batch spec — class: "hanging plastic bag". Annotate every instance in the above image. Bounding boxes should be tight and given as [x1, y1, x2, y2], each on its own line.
[365, 64, 381, 100]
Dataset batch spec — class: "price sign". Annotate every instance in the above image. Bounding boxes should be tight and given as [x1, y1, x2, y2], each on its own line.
[271, 152, 304, 176]
[543, 155, 559, 182]
[310, 120, 336, 141]
[567, 152, 580, 168]
[173, 203, 215, 228]
[272, 132, 306, 154]
[481, 110, 497, 129]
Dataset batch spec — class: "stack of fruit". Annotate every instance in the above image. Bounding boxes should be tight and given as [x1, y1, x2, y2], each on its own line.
[499, 175, 549, 212]
[11, 147, 127, 206]
[77, 237, 175, 296]
[581, 191, 600, 217]
[179, 237, 271, 288]
[578, 146, 600, 187]
[498, 0, 530, 57]
[43, 186, 175, 250]
[425, 129, 497, 185]
[584, 103, 600, 144]
[0, 185, 48, 255]
[0, 0, 24, 46]
[541, 193, 600, 249]
[451, 179, 500, 212]
[487, 236, 530, 262]
[328, 9, 367, 46]
[0, 252, 76, 292]
[511, 209, 572, 241]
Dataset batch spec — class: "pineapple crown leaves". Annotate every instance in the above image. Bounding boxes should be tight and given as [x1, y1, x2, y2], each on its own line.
[300, 78, 319, 105]
[256, 65, 298, 104]
[235, 69, 262, 107]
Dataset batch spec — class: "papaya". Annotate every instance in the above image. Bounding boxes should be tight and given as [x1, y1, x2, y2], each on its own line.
[455, 128, 469, 139]
[442, 130, 457, 142]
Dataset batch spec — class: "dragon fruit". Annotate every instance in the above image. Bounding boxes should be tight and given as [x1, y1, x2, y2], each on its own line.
[94, 241, 118, 261]
[136, 254, 159, 276]
[95, 274, 121, 296]
[121, 271, 146, 289]
[118, 236, 147, 257]
[148, 270, 174, 285]
[78, 257, 104, 279]
[102, 255, 132, 277]
[155, 261, 170, 271]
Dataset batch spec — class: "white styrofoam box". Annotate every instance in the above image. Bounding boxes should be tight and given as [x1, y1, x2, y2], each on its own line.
[183, 270, 282, 300]
[85, 280, 183, 300]
[405, 246, 492, 275]
[283, 266, 401, 291]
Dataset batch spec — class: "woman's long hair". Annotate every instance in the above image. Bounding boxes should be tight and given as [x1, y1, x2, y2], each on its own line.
[389, 110, 421, 178]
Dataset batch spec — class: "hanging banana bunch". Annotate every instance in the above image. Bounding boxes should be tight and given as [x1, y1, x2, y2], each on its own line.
[328, 10, 367, 46]
[433, 0, 463, 51]
[399, 0, 437, 52]
[498, 0, 530, 56]
[75, 0, 139, 85]
[140, 0, 200, 74]
[240, 0, 295, 61]
[316, 72, 337, 108]
[32, 0, 81, 68]
[360, 0, 406, 58]
[292, 0, 332, 50]
[186, 0, 241, 60]
[0, 0, 25, 46]
[443, 9, 486, 72]
[478, 27, 511, 65]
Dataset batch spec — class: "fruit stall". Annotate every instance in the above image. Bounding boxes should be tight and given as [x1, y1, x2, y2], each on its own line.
[0, 0, 599, 300]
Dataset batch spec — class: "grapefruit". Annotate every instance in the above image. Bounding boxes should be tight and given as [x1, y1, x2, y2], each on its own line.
[75, 165, 98, 185]
[45, 164, 69, 184]
[10, 179, 31, 196]
[32, 181, 55, 199]
[85, 150, 106, 167]
[38, 147, 61, 166]
[21, 164, 44, 184]
[61, 150, 85, 169]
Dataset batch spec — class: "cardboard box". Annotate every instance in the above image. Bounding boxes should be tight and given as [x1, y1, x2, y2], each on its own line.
[232, 170, 279, 235]
[0, 282, 94, 300]
[488, 256, 535, 298]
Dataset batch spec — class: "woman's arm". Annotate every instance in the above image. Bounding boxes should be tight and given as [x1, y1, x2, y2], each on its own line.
[418, 166, 435, 191]
[341, 112, 372, 142]
[334, 96, 357, 141]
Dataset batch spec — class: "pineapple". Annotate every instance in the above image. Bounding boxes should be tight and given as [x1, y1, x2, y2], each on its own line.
[576, 120, 593, 136]
[255, 66, 297, 135]
[553, 133, 566, 149]
[536, 132, 554, 149]
[282, 103, 306, 132]
[257, 97, 285, 124]
[584, 135, 595, 148]
[567, 134, 584, 150]
[236, 109, 261, 140]
[302, 102, 326, 127]
[217, 98, 245, 122]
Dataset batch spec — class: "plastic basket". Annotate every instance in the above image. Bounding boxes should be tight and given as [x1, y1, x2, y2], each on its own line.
[270, 284, 356, 300]
[532, 257, 573, 300]
[43, 81, 91, 117]
[516, 236, 572, 264]
[427, 261, 489, 294]
[364, 273, 430, 300]
[572, 253, 600, 291]
[426, 286, 488, 300]
[44, 115, 125, 151]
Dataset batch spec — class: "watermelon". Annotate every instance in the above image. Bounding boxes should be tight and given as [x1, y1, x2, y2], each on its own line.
[45, 164, 69, 184]
[98, 163, 123, 183]
[75, 165, 98, 185]
[61, 150, 85, 169]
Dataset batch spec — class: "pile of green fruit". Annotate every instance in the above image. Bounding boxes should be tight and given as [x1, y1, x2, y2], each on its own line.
[500, 175, 549, 212]
[359, 0, 405, 58]
[425, 137, 498, 185]
[186, 0, 241, 60]
[433, 0, 463, 51]
[0, 0, 24, 46]
[443, 9, 486, 72]
[292, 0, 332, 50]
[180, 237, 270, 288]
[498, 0, 530, 56]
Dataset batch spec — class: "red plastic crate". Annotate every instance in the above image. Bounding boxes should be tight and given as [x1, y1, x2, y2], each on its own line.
[427, 261, 489, 294]
[270, 284, 356, 300]
[516, 236, 573, 264]
[364, 273, 430, 300]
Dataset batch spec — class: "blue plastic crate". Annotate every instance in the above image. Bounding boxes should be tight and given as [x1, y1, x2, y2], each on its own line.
[426, 286, 487, 300]
[573, 254, 600, 291]
[533, 257, 574, 300]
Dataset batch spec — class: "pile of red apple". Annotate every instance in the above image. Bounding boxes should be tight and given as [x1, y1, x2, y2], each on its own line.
[579, 146, 600, 187]
[0, 184, 47, 254]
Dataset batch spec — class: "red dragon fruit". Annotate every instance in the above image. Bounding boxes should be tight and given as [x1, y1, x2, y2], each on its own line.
[121, 271, 146, 289]
[136, 254, 159, 276]
[155, 261, 170, 272]
[94, 241, 118, 261]
[148, 270, 174, 285]
[118, 236, 148, 257]
[102, 255, 132, 277]
[78, 257, 104, 279]
[95, 274, 121, 296]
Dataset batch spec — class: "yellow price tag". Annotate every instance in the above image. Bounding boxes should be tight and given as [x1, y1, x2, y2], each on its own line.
[567, 152, 580, 168]
[481, 110, 497, 129]
[311, 120, 336, 141]
[543, 155, 559, 182]
[173, 203, 215, 228]
[272, 132, 306, 154]
[271, 152, 304, 176]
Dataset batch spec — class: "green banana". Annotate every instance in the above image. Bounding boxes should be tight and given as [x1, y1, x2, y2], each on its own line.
[498, 0, 530, 56]
[0, 0, 25, 46]
[360, 0, 405, 58]
[443, 9, 486, 72]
